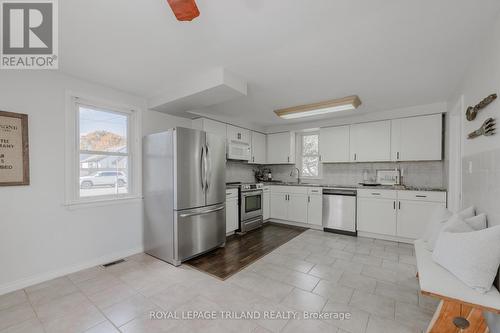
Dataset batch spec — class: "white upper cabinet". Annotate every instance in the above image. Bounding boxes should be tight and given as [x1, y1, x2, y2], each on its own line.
[391, 114, 443, 161]
[250, 131, 266, 164]
[349, 120, 391, 162]
[319, 125, 350, 163]
[227, 125, 250, 145]
[192, 118, 227, 139]
[267, 132, 296, 164]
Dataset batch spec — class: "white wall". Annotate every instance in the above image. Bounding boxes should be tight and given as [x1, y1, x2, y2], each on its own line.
[142, 109, 192, 136]
[448, 12, 500, 331]
[0, 70, 190, 295]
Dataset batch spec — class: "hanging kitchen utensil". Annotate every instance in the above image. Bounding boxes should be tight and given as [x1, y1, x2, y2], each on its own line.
[167, 0, 200, 21]
[465, 94, 497, 121]
[467, 118, 496, 139]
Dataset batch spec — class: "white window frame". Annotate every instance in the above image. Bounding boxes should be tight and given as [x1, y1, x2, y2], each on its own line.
[296, 131, 322, 179]
[65, 93, 142, 206]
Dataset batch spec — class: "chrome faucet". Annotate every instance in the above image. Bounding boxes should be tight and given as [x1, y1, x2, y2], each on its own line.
[290, 167, 301, 184]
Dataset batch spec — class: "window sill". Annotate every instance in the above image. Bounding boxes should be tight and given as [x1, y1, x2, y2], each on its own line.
[64, 195, 143, 209]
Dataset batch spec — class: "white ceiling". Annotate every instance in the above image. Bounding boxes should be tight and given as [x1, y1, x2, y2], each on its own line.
[60, 0, 500, 128]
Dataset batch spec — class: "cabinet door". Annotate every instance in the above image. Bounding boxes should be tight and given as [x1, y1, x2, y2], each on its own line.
[192, 118, 227, 139]
[263, 191, 270, 220]
[250, 131, 267, 164]
[270, 193, 288, 220]
[397, 200, 445, 239]
[357, 198, 397, 235]
[227, 125, 250, 144]
[392, 114, 442, 161]
[307, 195, 323, 226]
[350, 121, 391, 162]
[319, 126, 350, 163]
[225, 198, 239, 233]
[288, 194, 308, 224]
[267, 132, 295, 164]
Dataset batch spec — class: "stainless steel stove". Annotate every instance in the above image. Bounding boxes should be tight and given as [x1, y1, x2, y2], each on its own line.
[226, 182, 264, 233]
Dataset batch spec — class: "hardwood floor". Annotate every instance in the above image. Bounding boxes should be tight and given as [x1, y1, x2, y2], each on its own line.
[185, 222, 308, 280]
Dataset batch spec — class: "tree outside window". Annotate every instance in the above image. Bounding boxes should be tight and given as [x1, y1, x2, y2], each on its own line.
[300, 133, 320, 178]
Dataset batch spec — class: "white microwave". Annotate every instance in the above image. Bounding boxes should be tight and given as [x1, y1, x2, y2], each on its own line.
[227, 140, 251, 161]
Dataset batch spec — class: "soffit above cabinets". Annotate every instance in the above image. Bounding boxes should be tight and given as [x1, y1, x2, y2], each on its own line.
[148, 68, 247, 119]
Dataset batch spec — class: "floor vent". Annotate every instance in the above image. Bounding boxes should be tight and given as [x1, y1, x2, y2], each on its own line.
[101, 259, 126, 268]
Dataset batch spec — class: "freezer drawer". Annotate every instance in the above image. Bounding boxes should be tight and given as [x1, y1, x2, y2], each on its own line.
[322, 191, 357, 233]
[176, 204, 226, 262]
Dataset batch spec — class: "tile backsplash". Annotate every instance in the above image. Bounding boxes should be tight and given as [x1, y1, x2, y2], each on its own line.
[226, 161, 257, 183]
[226, 160, 445, 188]
[462, 148, 500, 227]
[265, 161, 445, 188]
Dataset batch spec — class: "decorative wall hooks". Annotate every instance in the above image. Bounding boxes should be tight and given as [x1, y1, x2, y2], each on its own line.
[467, 118, 496, 139]
[466, 94, 497, 121]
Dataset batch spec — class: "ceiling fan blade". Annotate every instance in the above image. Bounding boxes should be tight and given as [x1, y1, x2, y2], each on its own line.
[167, 0, 200, 21]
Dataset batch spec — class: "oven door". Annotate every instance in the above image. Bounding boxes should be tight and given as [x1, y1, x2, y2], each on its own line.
[240, 190, 263, 221]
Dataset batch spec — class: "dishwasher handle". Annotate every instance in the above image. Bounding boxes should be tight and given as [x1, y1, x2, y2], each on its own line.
[323, 189, 357, 196]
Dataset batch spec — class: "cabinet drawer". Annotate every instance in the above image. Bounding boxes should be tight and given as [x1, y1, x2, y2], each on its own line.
[397, 191, 446, 203]
[270, 185, 308, 194]
[225, 188, 238, 199]
[357, 189, 397, 199]
[308, 187, 322, 195]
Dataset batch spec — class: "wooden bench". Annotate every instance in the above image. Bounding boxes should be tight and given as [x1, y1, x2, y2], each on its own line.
[414, 239, 500, 332]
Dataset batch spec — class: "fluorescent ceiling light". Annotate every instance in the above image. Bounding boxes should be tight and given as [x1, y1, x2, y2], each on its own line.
[275, 95, 361, 120]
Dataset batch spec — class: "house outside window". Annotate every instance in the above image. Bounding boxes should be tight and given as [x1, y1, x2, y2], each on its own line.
[65, 96, 141, 205]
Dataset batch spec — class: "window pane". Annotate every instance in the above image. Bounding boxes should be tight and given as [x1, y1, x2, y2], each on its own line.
[302, 134, 318, 155]
[301, 156, 319, 177]
[80, 154, 129, 197]
[79, 106, 128, 153]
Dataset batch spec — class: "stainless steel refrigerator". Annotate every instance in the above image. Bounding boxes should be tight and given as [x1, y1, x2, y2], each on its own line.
[143, 127, 226, 266]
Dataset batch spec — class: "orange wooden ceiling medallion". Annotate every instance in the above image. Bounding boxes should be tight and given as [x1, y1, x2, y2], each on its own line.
[167, 0, 200, 21]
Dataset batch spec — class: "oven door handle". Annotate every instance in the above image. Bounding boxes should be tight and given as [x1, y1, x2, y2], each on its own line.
[241, 190, 263, 197]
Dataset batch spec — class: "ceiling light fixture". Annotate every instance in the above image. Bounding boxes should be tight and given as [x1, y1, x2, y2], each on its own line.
[274, 95, 362, 120]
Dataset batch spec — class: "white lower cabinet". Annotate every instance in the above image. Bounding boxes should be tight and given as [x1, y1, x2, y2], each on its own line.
[396, 192, 446, 239]
[270, 192, 289, 220]
[225, 189, 239, 234]
[288, 194, 308, 223]
[357, 197, 397, 236]
[269, 186, 322, 226]
[307, 189, 323, 226]
[263, 187, 270, 220]
[357, 189, 447, 241]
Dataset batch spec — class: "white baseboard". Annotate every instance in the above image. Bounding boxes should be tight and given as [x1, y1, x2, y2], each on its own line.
[0, 246, 144, 296]
[357, 231, 414, 244]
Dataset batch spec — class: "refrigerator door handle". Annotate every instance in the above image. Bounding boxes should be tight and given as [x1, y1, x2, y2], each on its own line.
[179, 205, 225, 218]
[200, 145, 206, 192]
[205, 145, 211, 192]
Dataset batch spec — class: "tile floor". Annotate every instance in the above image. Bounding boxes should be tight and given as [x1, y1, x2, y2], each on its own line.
[0, 230, 439, 333]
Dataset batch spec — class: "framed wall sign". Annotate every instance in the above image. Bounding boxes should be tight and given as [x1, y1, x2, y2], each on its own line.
[0, 111, 29, 186]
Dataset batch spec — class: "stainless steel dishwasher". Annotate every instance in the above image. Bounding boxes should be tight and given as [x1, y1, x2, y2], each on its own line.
[322, 188, 357, 236]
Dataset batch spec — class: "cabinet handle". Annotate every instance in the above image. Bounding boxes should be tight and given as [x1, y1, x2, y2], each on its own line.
[308, 196, 310, 203]
[287, 156, 290, 163]
[416, 195, 427, 198]
[397, 152, 400, 160]
[319, 155, 322, 162]
[399, 201, 401, 209]
[354, 153, 357, 161]
[393, 201, 396, 210]
[371, 193, 381, 196]
[252, 156, 255, 162]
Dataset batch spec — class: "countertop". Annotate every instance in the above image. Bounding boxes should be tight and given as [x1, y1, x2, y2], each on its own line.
[260, 182, 447, 192]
